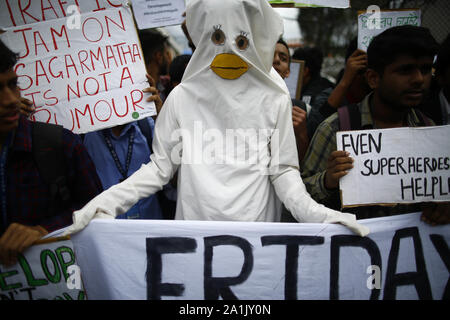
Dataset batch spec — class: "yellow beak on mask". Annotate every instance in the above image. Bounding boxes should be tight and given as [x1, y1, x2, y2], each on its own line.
[210, 53, 249, 80]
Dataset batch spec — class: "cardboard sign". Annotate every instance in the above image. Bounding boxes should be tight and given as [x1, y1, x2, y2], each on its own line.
[337, 126, 450, 207]
[0, 6, 156, 134]
[0, 0, 128, 28]
[294, 0, 350, 8]
[358, 9, 421, 52]
[71, 213, 449, 300]
[131, 0, 185, 29]
[285, 59, 304, 101]
[0, 238, 85, 300]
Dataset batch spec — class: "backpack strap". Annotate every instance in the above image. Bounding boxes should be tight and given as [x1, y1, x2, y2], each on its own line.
[338, 104, 362, 131]
[414, 109, 433, 127]
[32, 122, 71, 214]
[137, 118, 153, 154]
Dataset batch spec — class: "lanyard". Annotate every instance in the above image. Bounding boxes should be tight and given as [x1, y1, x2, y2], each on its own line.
[102, 128, 135, 182]
[1, 132, 13, 231]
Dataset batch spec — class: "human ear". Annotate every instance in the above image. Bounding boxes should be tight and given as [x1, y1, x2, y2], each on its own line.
[366, 68, 380, 90]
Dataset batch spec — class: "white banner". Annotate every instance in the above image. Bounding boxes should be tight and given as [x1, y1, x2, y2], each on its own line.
[358, 9, 421, 52]
[0, 6, 155, 134]
[337, 126, 450, 207]
[71, 213, 449, 300]
[0, 238, 85, 300]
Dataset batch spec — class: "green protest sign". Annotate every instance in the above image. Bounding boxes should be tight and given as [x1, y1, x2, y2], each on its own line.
[0, 238, 85, 300]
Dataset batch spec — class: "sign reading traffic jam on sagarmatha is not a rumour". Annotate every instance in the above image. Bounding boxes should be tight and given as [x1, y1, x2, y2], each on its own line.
[0, 4, 156, 134]
[0, 239, 85, 300]
[70, 213, 449, 300]
[337, 125, 450, 207]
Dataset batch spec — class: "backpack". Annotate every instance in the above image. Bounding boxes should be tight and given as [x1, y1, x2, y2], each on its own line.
[32, 122, 71, 215]
[337, 103, 433, 131]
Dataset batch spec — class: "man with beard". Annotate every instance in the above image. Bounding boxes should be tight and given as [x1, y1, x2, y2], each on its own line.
[301, 25, 450, 224]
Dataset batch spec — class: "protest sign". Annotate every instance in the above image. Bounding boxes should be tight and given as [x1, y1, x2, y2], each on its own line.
[0, 238, 85, 300]
[357, 9, 421, 52]
[71, 213, 449, 300]
[0, 6, 155, 134]
[131, 0, 185, 29]
[0, 0, 128, 28]
[284, 59, 304, 100]
[269, 1, 295, 7]
[294, 0, 350, 8]
[337, 125, 450, 207]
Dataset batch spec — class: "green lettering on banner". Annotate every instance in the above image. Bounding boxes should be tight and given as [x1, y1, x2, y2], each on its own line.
[55, 246, 75, 281]
[18, 254, 48, 287]
[40, 249, 61, 284]
[0, 269, 22, 291]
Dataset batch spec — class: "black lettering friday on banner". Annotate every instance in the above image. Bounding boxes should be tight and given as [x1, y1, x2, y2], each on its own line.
[145, 227, 449, 300]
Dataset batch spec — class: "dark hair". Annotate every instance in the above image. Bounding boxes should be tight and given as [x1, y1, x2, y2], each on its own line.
[367, 26, 438, 74]
[0, 39, 18, 72]
[169, 54, 191, 84]
[138, 29, 169, 65]
[277, 38, 290, 65]
[292, 46, 324, 77]
[434, 33, 450, 77]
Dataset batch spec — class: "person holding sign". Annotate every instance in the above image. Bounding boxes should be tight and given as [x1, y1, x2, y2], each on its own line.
[292, 46, 334, 107]
[82, 75, 164, 221]
[307, 39, 371, 140]
[273, 38, 309, 162]
[63, 0, 369, 237]
[301, 26, 450, 224]
[0, 40, 102, 266]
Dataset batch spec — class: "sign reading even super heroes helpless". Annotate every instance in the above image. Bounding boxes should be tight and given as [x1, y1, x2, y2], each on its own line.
[0, 3, 156, 134]
[71, 213, 449, 300]
[337, 126, 450, 207]
[0, 238, 85, 300]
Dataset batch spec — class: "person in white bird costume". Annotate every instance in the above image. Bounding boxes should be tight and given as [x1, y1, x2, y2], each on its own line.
[64, 0, 369, 236]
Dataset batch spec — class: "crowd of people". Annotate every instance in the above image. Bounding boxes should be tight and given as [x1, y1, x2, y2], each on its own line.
[0, 0, 449, 268]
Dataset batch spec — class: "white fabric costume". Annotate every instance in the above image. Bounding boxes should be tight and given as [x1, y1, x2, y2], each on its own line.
[64, 0, 369, 236]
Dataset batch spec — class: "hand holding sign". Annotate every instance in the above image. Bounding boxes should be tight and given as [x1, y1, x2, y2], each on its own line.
[342, 49, 367, 86]
[0, 223, 48, 266]
[143, 74, 163, 115]
[421, 202, 450, 225]
[325, 150, 354, 189]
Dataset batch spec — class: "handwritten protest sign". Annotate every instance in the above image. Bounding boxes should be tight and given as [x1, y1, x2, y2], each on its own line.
[131, 0, 185, 30]
[0, 238, 85, 300]
[71, 213, 449, 300]
[337, 126, 450, 207]
[284, 59, 304, 100]
[0, 0, 128, 28]
[0, 6, 155, 134]
[358, 9, 421, 52]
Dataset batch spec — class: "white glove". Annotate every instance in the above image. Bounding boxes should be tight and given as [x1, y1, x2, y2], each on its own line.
[272, 169, 370, 237]
[63, 202, 116, 236]
[323, 211, 370, 237]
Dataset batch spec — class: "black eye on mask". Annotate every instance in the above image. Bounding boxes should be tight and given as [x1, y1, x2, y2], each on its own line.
[212, 28, 226, 45]
[235, 34, 249, 51]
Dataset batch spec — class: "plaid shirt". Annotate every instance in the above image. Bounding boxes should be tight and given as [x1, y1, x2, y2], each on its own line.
[300, 93, 432, 217]
[0, 116, 102, 234]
